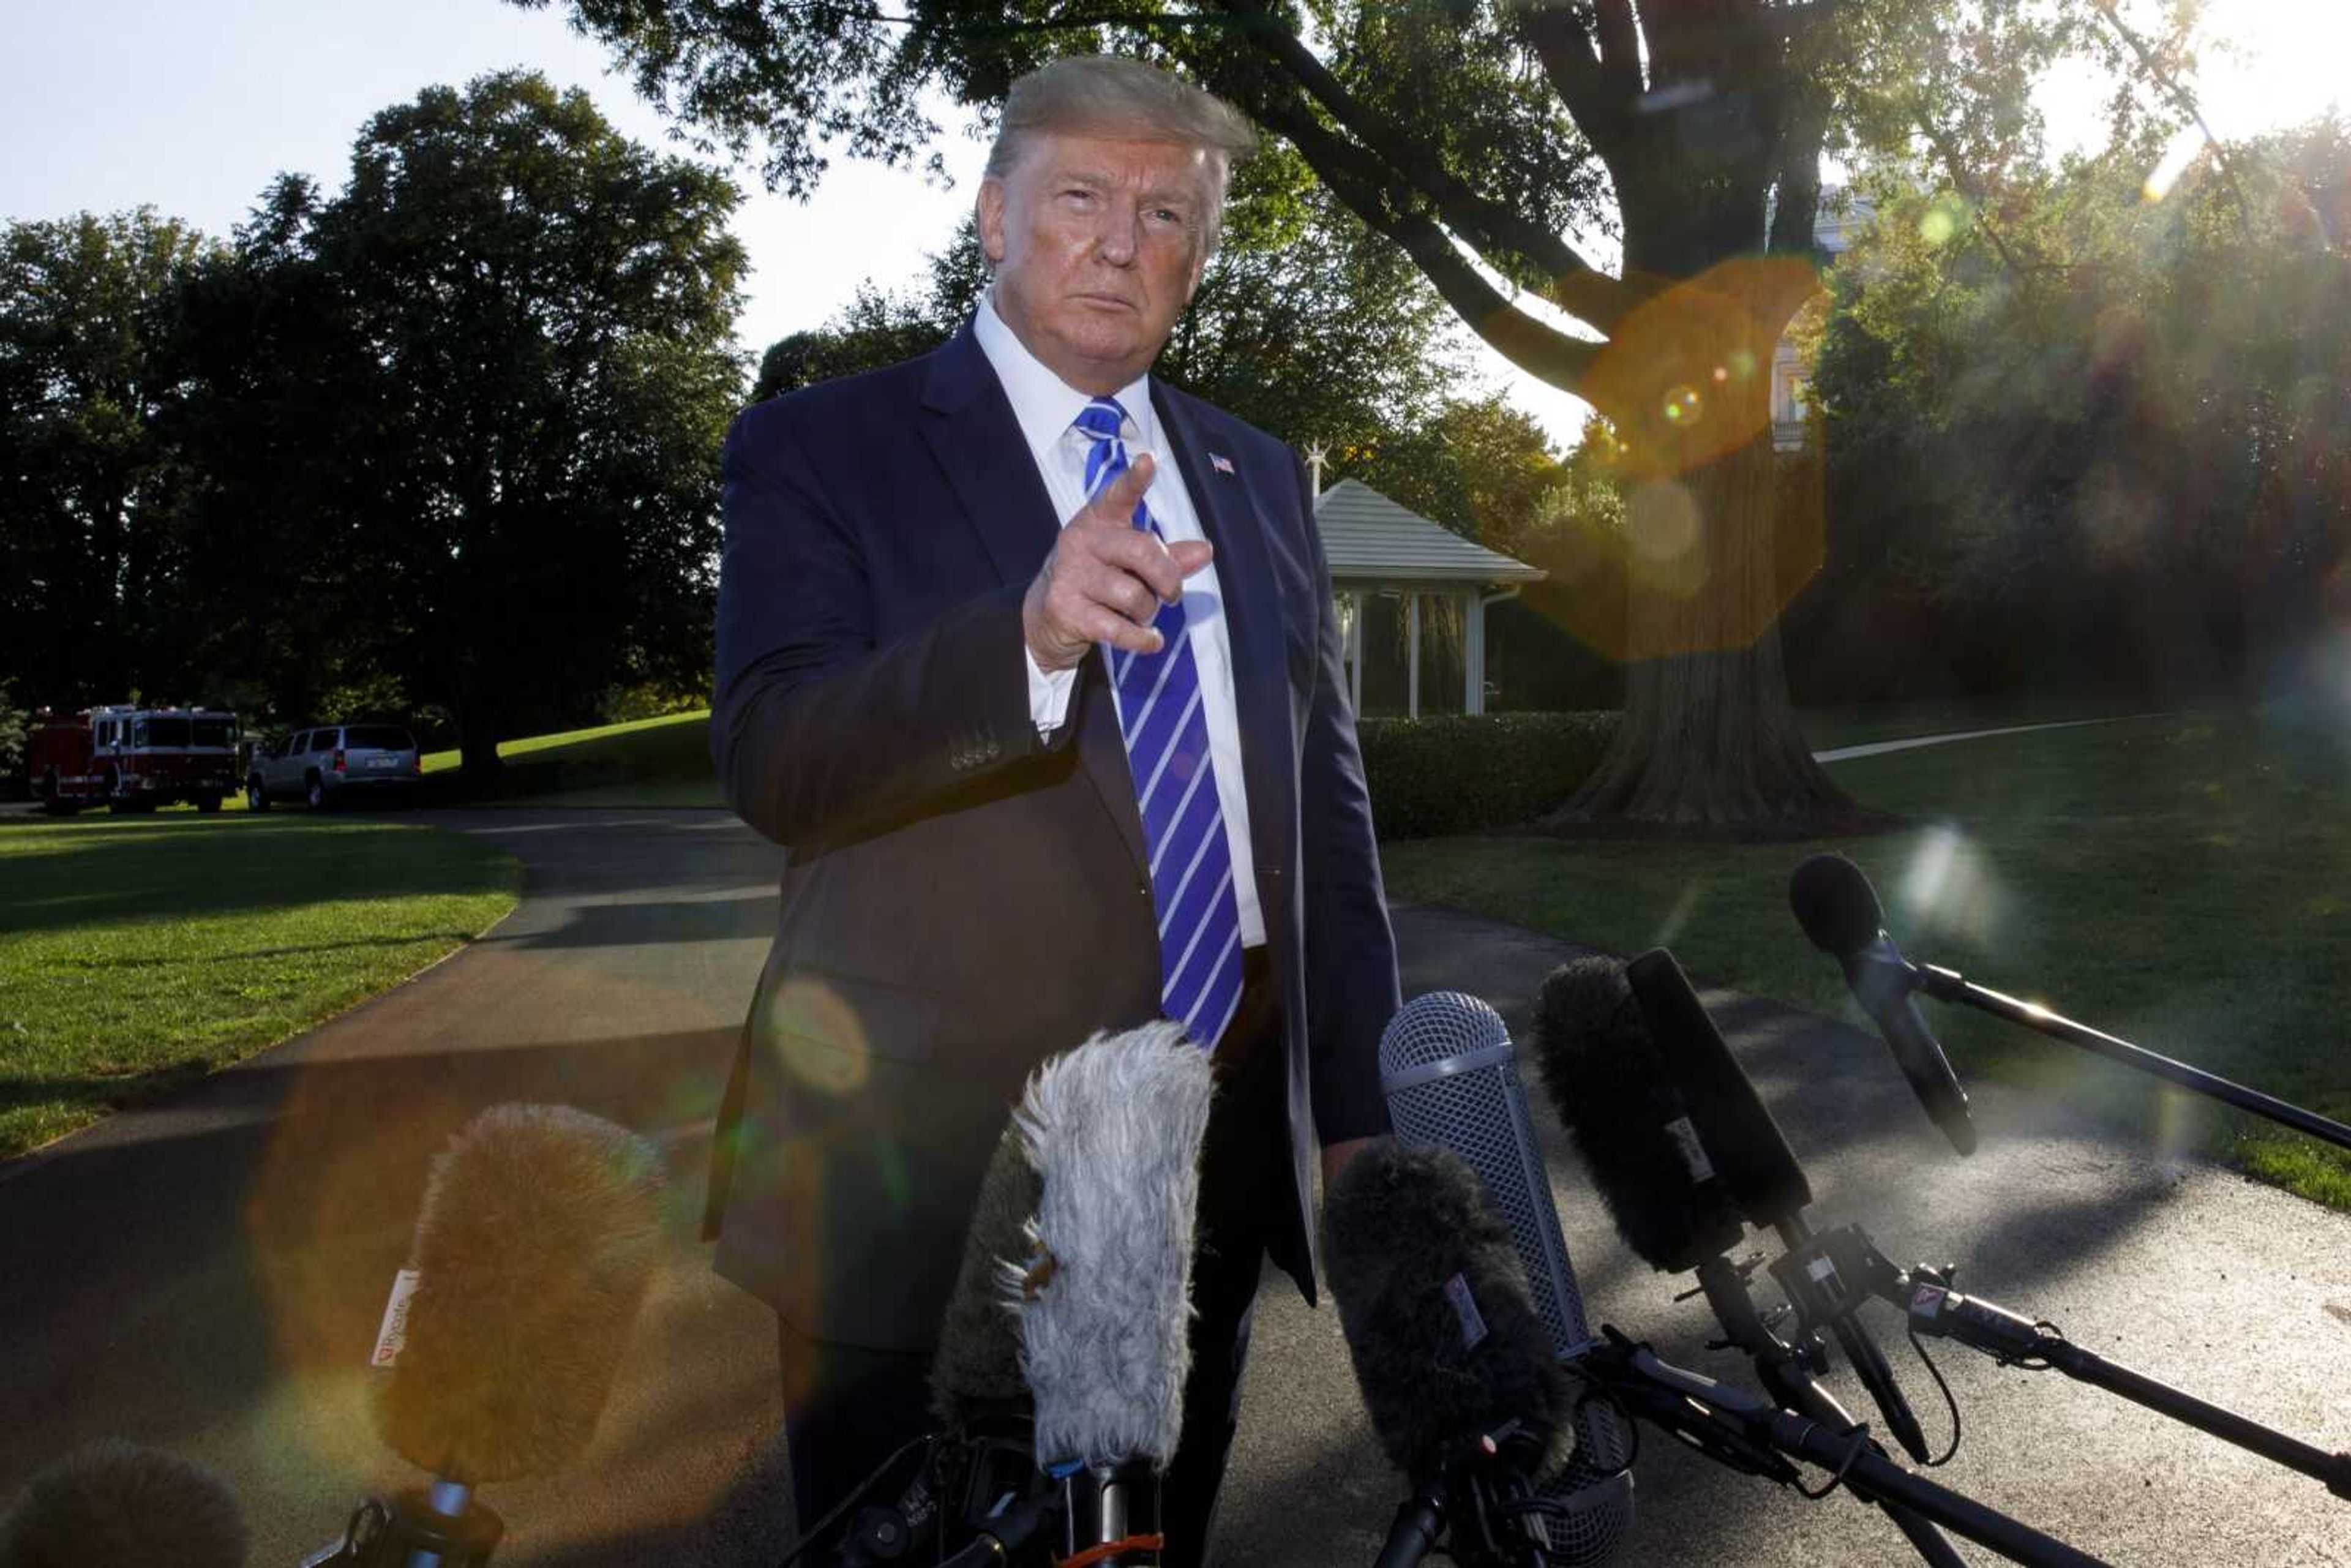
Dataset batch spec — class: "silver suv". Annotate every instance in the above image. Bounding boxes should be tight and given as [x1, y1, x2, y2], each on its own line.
[246, 724, 421, 811]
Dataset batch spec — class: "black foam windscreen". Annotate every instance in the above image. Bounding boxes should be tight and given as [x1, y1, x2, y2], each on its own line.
[1789, 852, 1886, 959]
[1624, 950, 1812, 1228]
[930, 1128, 1041, 1430]
[1378, 991, 1638, 1567]
[1531, 956, 1747, 1273]
[0, 1440, 249, 1568]
[1324, 1139, 1570, 1488]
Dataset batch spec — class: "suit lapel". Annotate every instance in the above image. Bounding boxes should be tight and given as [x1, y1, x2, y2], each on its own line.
[1152, 384, 1296, 907]
[917, 326, 1150, 876]
[916, 326, 1060, 587]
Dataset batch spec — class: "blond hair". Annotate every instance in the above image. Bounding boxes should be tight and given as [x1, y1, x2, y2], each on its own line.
[981, 56, 1255, 238]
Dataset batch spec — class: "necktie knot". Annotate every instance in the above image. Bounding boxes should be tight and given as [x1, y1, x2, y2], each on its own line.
[1071, 397, 1128, 445]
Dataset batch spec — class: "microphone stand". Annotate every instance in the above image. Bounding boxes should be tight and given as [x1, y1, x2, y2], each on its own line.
[1785, 1223, 2351, 1501]
[1575, 1329, 2112, 1568]
[1903, 963, 2351, 1155]
[299, 1489, 503, 1567]
[1769, 1214, 1932, 1462]
[1692, 1255, 1967, 1568]
[1368, 1423, 1570, 1568]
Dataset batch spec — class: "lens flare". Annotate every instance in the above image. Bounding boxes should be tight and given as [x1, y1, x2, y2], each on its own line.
[2143, 129, 2202, 203]
[1899, 821, 2000, 947]
[1624, 481, 1708, 607]
[1661, 384, 1703, 426]
[1918, 193, 1973, 247]
[765, 977, 872, 1097]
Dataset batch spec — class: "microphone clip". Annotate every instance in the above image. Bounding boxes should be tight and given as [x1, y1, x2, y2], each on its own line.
[1766, 1225, 1907, 1343]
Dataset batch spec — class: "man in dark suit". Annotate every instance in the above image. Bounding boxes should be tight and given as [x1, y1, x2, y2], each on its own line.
[705, 54, 1400, 1565]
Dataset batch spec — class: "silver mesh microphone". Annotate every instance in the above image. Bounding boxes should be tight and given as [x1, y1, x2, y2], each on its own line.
[1379, 990, 1635, 1564]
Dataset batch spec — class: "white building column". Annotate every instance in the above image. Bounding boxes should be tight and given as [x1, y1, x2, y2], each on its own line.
[1405, 591, 1420, 719]
[1463, 587, 1484, 715]
[1346, 589, 1364, 715]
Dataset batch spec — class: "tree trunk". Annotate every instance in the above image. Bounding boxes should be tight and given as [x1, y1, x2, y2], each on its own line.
[1552, 433, 1856, 832]
[458, 701, 501, 782]
[1547, 39, 1854, 834]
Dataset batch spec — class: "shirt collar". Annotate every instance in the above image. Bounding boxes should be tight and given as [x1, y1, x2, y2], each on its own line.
[973, 288, 1157, 460]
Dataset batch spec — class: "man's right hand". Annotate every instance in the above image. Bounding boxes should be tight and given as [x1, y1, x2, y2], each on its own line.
[1023, 452, 1214, 672]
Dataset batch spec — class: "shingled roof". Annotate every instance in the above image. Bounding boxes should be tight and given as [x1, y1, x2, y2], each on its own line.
[1311, 478, 1545, 586]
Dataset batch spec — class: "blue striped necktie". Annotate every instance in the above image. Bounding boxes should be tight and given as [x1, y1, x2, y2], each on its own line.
[1072, 396, 1244, 1051]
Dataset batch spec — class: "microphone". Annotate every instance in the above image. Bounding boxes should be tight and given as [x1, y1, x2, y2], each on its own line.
[0, 1440, 249, 1568]
[1616, 953, 1811, 1232]
[1324, 1138, 1573, 1566]
[1378, 991, 1635, 1566]
[361, 1104, 667, 1566]
[1529, 958, 1744, 1274]
[1009, 1021, 1217, 1564]
[1789, 853, 1976, 1155]
[932, 1128, 1042, 1433]
[1618, 950, 1933, 1466]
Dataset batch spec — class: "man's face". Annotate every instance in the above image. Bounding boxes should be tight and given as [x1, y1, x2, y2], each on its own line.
[977, 130, 1217, 395]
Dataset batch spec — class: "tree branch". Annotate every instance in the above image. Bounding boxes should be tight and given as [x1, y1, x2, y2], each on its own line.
[1520, 4, 1638, 168]
[1234, 84, 1601, 390]
[1911, 105, 2032, 277]
[1591, 0, 1644, 92]
[1207, 0, 1629, 331]
[2088, 0, 2251, 219]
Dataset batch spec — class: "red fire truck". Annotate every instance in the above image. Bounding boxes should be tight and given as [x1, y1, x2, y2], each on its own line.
[27, 705, 243, 814]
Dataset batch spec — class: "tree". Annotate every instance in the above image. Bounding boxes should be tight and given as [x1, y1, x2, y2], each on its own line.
[218, 72, 749, 774]
[0, 680, 25, 787]
[1801, 114, 2351, 705]
[1, 208, 212, 707]
[514, 0, 2182, 826]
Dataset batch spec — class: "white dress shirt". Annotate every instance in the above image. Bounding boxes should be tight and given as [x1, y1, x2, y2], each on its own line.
[972, 290, 1265, 948]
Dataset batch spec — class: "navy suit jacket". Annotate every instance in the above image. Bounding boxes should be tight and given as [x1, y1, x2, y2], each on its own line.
[705, 321, 1399, 1351]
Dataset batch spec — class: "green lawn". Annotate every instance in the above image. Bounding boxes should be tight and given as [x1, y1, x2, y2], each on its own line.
[1380, 708, 2351, 1209]
[0, 812, 522, 1159]
[420, 710, 722, 806]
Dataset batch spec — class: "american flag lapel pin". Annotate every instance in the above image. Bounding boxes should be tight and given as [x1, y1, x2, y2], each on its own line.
[1210, 452, 1235, 476]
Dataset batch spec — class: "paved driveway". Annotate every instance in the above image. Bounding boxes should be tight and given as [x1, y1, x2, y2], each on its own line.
[2, 809, 2344, 1566]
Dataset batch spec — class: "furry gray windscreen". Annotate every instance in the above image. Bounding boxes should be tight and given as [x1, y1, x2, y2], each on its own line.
[1005, 1021, 1216, 1472]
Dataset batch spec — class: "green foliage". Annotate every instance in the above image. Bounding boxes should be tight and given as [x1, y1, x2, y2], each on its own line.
[1799, 114, 2351, 702]
[0, 208, 216, 707]
[4, 76, 748, 769]
[1357, 394, 1562, 548]
[1358, 710, 1617, 839]
[186, 72, 745, 768]
[518, 0, 2174, 366]
[0, 680, 24, 782]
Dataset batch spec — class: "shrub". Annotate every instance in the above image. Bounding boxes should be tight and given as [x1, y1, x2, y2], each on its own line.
[1357, 711, 1618, 840]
